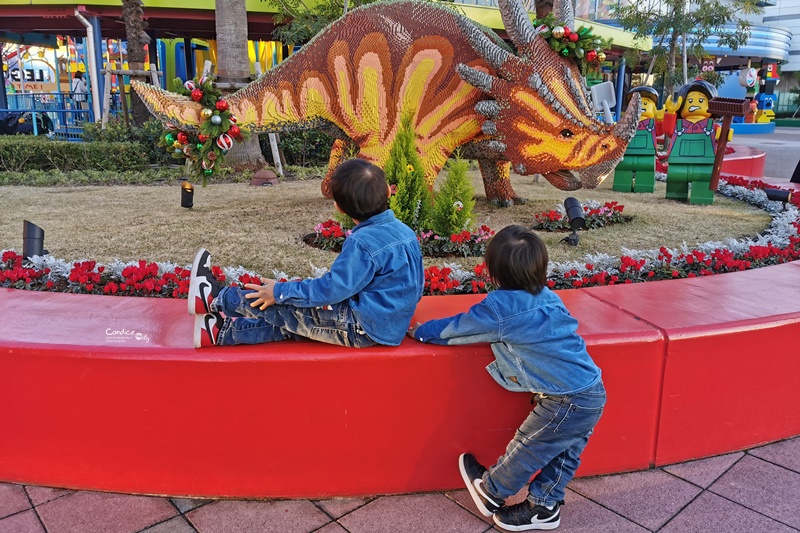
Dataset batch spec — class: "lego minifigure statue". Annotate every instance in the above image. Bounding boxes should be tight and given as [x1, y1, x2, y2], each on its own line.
[662, 80, 730, 205]
[613, 86, 661, 193]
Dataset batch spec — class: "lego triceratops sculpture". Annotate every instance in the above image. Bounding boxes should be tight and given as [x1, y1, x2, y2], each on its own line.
[132, 0, 641, 206]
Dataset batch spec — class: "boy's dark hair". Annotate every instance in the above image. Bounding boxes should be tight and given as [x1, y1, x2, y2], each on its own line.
[330, 159, 388, 221]
[485, 225, 548, 295]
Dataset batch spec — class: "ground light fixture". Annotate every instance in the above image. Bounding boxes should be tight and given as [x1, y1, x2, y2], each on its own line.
[181, 181, 194, 208]
[765, 188, 792, 210]
[22, 220, 48, 259]
[560, 197, 585, 247]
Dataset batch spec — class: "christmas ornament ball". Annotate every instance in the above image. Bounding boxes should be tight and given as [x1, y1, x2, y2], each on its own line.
[216, 100, 229, 112]
[597, 52, 607, 62]
[191, 89, 204, 102]
[229, 125, 241, 137]
[184, 80, 196, 91]
[216, 133, 234, 150]
[551, 26, 565, 39]
[201, 108, 213, 119]
[210, 115, 223, 125]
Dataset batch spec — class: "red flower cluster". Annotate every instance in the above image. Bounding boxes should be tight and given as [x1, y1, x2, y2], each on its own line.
[532, 201, 629, 231]
[237, 273, 263, 287]
[316, 219, 346, 239]
[69, 261, 104, 292]
[424, 266, 460, 295]
[0, 250, 48, 288]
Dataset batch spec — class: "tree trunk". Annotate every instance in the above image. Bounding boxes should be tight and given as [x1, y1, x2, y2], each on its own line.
[122, 0, 151, 127]
[665, 30, 680, 99]
[215, 0, 267, 171]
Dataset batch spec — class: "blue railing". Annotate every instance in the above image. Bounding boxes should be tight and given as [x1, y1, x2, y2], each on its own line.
[0, 92, 129, 140]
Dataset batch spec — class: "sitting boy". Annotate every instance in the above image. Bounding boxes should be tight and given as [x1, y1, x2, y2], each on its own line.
[189, 159, 425, 349]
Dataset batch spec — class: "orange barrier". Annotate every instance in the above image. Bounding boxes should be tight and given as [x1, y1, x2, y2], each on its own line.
[2, 260, 799, 498]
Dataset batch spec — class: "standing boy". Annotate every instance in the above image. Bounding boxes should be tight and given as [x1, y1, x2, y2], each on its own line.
[409, 226, 606, 531]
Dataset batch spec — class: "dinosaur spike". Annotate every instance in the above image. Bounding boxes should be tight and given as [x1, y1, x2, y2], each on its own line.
[564, 68, 594, 118]
[456, 17, 514, 72]
[475, 100, 501, 118]
[482, 121, 498, 135]
[456, 64, 495, 93]
[488, 140, 507, 153]
[552, 0, 575, 35]
[496, 0, 539, 47]
[614, 92, 642, 142]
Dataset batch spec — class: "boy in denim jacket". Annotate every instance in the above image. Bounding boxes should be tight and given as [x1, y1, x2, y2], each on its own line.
[190, 159, 424, 349]
[408, 225, 606, 531]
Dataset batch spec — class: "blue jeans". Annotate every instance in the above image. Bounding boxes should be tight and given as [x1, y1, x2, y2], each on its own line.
[212, 286, 378, 348]
[482, 380, 606, 507]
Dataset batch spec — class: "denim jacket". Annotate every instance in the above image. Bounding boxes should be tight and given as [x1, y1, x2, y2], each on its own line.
[414, 288, 601, 395]
[273, 210, 424, 346]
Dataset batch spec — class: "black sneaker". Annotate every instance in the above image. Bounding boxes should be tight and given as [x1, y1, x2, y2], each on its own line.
[194, 312, 223, 348]
[188, 248, 220, 315]
[493, 500, 561, 531]
[459, 453, 502, 517]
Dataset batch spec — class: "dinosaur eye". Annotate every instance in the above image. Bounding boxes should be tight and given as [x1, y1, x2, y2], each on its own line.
[560, 129, 574, 138]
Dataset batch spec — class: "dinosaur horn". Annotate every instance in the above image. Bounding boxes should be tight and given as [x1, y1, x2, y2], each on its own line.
[552, 0, 575, 33]
[456, 64, 496, 93]
[496, 0, 539, 48]
[456, 17, 516, 72]
[613, 92, 642, 142]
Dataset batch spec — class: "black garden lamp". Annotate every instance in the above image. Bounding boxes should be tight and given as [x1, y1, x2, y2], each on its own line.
[181, 181, 194, 208]
[22, 220, 48, 260]
[560, 197, 585, 247]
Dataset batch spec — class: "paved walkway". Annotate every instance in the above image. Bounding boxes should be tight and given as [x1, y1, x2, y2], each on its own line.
[2, 128, 799, 533]
[1, 436, 799, 532]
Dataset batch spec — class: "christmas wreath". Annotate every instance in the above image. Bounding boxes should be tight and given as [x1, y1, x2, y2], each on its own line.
[534, 13, 611, 74]
[159, 74, 249, 183]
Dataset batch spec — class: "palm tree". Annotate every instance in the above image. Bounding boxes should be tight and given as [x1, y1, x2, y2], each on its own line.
[215, 0, 267, 171]
[121, 0, 151, 127]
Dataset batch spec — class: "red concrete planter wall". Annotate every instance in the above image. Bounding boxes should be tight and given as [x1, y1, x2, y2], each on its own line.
[2, 261, 799, 499]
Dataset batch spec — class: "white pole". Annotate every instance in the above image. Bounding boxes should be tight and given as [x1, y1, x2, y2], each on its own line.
[74, 9, 102, 122]
[268, 133, 283, 176]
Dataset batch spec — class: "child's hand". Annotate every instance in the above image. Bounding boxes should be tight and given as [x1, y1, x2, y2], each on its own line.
[407, 322, 422, 340]
[244, 280, 277, 310]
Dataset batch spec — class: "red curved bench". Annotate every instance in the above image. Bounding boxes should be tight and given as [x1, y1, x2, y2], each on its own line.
[2, 260, 799, 499]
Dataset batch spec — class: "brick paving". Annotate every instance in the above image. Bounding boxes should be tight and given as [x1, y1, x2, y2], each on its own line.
[1, 436, 798, 533]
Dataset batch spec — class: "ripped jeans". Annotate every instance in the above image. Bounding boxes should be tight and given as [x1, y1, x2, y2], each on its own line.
[482, 379, 606, 507]
[212, 286, 377, 348]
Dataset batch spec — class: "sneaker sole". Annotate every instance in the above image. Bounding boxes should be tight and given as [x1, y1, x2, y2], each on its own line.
[459, 453, 497, 517]
[493, 511, 561, 531]
[188, 248, 210, 315]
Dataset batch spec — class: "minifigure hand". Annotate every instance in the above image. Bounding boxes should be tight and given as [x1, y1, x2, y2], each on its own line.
[664, 95, 682, 115]
[244, 280, 277, 310]
[655, 107, 665, 121]
[407, 322, 422, 340]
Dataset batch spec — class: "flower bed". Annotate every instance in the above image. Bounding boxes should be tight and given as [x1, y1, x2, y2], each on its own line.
[3, 178, 798, 297]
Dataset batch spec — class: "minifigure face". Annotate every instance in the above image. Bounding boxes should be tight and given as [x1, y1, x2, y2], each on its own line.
[681, 90, 711, 121]
[640, 98, 657, 119]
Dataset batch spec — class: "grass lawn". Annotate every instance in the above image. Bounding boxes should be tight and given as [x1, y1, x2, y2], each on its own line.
[0, 170, 771, 277]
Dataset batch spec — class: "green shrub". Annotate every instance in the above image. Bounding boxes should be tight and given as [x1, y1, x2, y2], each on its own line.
[0, 136, 147, 173]
[386, 115, 432, 232]
[0, 167, 185, 186]
[430, 157, 475, 237]
[83, 118, 172, 165]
